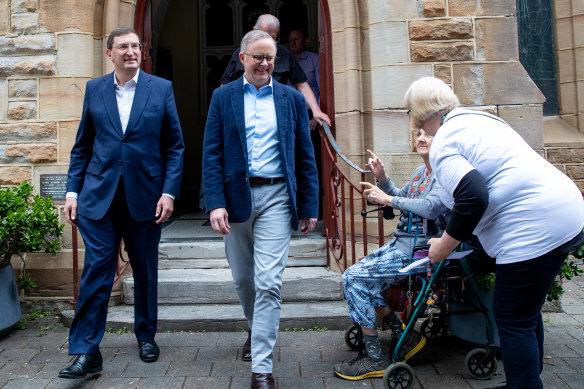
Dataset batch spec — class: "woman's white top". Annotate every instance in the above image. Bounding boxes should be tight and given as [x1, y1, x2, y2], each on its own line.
[430, 108, 584, 264]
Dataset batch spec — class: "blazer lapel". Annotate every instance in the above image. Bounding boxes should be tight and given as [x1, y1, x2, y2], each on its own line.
[231, 78, 249, 165]
[125, 71, 152, 135]
[102, 73, 123, 137]
[273, 81, 288, 156]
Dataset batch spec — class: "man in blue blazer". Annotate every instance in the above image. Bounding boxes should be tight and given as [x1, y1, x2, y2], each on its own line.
[203, 30, 318, 389]
[59, 27, 184, 379]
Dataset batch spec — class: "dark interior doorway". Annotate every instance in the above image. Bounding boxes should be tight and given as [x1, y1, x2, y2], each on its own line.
[137, 0, 321, 215]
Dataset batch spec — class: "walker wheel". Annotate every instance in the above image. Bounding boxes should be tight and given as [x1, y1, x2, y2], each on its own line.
[383, 362, 415, 389]
[420, 317, 446, 340]
[465, 348, 497, 380]
[344, 324, 363, 351]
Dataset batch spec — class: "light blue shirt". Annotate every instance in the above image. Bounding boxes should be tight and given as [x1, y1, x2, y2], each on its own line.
[243, 76, 284, 178]
[297, 50, 320, 104]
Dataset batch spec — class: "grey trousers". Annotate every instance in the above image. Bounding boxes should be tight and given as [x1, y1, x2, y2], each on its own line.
[224, 182, 292, 373]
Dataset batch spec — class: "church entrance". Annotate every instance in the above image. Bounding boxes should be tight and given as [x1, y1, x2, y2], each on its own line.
[135, 0, 324, 215]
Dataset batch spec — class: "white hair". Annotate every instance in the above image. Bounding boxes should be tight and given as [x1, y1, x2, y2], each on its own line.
[403, 77, 460, 128]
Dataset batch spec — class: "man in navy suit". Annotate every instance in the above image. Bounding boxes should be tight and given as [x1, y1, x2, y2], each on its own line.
[203, 30, 319, 389]
[59, 27, 184, 379]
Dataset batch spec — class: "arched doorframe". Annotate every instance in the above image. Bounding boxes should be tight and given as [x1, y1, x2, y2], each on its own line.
[133, 0, 335, 127]
[317, 0, 334, 131]
[134, 0, 152, 73]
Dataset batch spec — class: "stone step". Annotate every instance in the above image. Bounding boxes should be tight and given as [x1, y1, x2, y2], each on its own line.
[122, 267, 343, 305]
[158, 256, 326, 269]
[61, 301, 351, 331]
[158, 237, 326, 261]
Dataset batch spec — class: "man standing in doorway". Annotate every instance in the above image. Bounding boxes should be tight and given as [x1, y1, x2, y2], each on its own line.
[219, 14, 330, 128]
[288, 29, 319, 106]
[289, 28, 323, 218]
[59, 27, 184, 379]
[203, 30, 318, 389]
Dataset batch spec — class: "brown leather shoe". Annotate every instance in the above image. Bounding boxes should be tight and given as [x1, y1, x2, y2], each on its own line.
[242, 330, 252, 362]
[251, 372, 275, 389]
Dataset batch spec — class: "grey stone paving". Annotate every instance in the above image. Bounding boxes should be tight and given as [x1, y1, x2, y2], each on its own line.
[1, 274, 583, 388]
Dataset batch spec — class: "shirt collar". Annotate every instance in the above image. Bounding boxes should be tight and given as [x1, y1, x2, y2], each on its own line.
[243, 75, 273, 94]
[114, 68, 140, 88]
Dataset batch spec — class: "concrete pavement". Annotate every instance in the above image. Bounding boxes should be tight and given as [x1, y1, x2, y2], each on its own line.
[1, 266, 583, 388]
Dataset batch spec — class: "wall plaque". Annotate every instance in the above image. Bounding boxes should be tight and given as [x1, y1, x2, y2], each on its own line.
[40, 174, 68, 200]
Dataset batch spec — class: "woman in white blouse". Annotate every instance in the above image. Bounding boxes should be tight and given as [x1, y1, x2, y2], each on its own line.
[403, 76, 584, 389]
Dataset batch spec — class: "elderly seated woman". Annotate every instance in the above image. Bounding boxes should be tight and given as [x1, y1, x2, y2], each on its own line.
[334, 129, 448, 381]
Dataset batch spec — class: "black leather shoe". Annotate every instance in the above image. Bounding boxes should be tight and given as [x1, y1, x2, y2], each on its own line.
[251, 372, 275, 389]
[138, 339, 160, 362]
[242, 330, 252, 362]
[58, 352, 103, 379]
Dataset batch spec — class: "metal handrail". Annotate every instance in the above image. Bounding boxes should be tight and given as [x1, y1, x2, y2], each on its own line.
[319, 122, 387, 272]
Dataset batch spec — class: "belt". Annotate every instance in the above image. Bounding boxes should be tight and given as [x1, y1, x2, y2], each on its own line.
[248, 177, 285, 187]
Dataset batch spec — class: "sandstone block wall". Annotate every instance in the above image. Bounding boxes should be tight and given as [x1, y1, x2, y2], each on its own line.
[0, 0, 136, 298]
[546, 144, 584, 194]
[331, 0, 544, 188]
[554, 0, 584, 132]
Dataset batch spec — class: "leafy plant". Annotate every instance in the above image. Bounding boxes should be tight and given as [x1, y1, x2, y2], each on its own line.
[475, 273, 495, 291]
[116, 327, 131, 334]
[547, 244, 584, 302]
[0, 181, 63, 287]
[17, 274, 37, 290]
[472, 238, 583, 302]
[15, 304, 54, 331]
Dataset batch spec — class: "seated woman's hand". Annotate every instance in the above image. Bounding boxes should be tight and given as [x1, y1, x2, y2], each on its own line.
[365, 149, 388, 182]
[361, 182, 393, 207]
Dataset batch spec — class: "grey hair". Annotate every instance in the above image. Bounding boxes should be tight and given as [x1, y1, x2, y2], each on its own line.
[107, 27, 139, 50]
[240, 30, 276, 53]
[254, 14, 280, 31]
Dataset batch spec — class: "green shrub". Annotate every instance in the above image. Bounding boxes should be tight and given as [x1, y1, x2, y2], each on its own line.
[0, 182, 64, 286]
[470, 238, 583, 302]
[547, 242, 584, 302]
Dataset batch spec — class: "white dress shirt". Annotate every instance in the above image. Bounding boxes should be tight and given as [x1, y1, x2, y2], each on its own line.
[115, 69, 139, 134]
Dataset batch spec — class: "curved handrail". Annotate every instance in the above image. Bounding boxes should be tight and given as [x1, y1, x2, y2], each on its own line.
[319, 122, 386, 272]
[321, 122, 370, 174]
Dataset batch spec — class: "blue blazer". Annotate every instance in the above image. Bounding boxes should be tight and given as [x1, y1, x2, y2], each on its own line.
[66, 71, 185, 221]
[202, 77, 318, 230]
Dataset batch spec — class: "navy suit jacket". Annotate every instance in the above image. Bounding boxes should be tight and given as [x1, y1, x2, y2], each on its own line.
[202, 77, 318, 230]
[66, 71, 185, 221]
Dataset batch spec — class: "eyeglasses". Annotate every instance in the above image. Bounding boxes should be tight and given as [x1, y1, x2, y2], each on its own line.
[114, 43, 143, 52]
[243, 53, 277, 64]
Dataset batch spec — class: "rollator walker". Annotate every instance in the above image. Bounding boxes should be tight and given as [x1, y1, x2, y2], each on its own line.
[345, 207, 499, 389]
